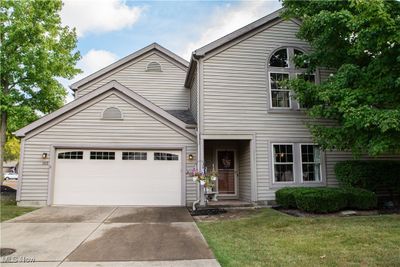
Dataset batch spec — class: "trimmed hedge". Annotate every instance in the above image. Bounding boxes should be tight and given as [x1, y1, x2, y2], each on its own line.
[294, 188, 348, 213]
[334, 160, 400, 194]
[275, 187, 377, 213]
[275, 187, 299, 208]
[344, 188, 377, 210]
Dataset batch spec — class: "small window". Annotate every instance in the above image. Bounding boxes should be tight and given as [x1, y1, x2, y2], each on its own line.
[270, 73, 290, 108]
[273, 144, 294, 182]
[90, 151, 115, 160]
[269, 48, 288, 67]
[122, 152, 147, 160]
[301, 145, 321, 182]
[103, 107, 122, 120]
[146, 61, 162, 72]
[58, 151, 83, 159]
[154, 152, 179, 161]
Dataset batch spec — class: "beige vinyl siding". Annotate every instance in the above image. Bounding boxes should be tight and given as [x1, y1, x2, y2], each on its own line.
[238, 141, 251, 201]
[76, 52, 189, 110]
[202, 19, 316, 201]
[200, 19, 400, 202]
[318, 68, 335, 83]
[20, 93, 197, 204]
[189, 68, 198, 121]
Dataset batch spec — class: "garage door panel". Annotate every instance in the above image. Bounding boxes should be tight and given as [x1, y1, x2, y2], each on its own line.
[53, 149, 182, 206]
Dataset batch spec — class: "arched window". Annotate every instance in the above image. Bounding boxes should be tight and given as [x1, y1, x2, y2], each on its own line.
[146, 61, 162, 72]
[268, 47, 316, 109]
[269, 48, 288, 67]
[102, 107, 123, 120]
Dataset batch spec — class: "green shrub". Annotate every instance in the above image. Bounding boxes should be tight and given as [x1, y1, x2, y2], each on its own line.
[344, 188, 377, 210]
[275, 187, 378, 213]
[275, 187, 300, 208]
[335, 160, 400, 194]
[294, 188, 348, 213]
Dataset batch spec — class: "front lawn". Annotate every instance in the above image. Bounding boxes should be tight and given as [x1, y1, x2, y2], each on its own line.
[0, 200, 37, 222]
[197, 209, 400, 267]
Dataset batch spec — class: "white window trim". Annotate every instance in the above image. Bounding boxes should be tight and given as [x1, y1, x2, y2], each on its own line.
[268, 72, 292, 109]
[299, 143, 323, 184]
[271, 143, 296, 184]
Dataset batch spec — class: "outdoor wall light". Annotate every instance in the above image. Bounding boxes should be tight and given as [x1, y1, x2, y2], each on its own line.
[188, 154, 194, 161]
[42, 153, 48, 159]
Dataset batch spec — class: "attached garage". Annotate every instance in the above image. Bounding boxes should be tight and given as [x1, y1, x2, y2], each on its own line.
[15, 81, 197, 207]
[52, 149, 183, 206]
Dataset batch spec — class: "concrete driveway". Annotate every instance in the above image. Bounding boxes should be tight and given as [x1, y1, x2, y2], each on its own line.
[1, 207, 219, 267]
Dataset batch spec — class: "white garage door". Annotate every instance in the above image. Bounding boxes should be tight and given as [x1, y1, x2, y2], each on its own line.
[53, 149, 182, 206]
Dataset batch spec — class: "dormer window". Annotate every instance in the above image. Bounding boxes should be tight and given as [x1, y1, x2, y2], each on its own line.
[102, 107, 123, 120]
[268, 47, 316, 109]
[146, 61, 162, 72]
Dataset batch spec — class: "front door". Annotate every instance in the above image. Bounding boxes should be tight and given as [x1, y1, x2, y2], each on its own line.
[217, 150, 236, 196]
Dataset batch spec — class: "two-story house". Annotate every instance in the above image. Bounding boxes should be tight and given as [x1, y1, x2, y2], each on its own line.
[15, 9, 398, 207]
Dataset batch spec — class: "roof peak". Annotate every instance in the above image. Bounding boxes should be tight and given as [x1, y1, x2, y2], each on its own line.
[70, 43, 189, 90]
[16, 80, 196, 139]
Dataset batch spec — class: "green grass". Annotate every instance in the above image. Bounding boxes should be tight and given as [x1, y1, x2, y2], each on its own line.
[0, 199, 37, 222]
[197, 209, 400, 267]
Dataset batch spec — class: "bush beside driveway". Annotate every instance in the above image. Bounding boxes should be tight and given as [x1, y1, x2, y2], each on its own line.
[197, 208, 400, 267]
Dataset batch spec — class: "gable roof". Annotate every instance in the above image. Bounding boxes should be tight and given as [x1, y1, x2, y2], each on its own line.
[195, 8, 284, 57]
[70, 43, 189, 91]
[15, 80, 196, 139]
[185, 8, 287, 87]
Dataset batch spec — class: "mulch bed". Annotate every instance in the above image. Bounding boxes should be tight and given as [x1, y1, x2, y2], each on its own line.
[191, 208, 262, 222]
[273, 206, 400, 217]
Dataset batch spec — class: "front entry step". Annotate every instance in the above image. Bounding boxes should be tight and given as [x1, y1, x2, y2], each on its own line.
[207, 200, 254, 208]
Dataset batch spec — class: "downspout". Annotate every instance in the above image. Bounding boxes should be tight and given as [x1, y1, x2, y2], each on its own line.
[192, 54, 202, 211]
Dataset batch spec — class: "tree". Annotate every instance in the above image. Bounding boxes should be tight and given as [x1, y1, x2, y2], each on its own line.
[0, 0, 81, 175]
[282, 0, 400, 156]
[4, 135, 19, 162]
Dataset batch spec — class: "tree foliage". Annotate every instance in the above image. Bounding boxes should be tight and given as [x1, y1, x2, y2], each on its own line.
[0, 0, 80, 172]
[4, 135, 19, 162]
[282, 0, 400, 156]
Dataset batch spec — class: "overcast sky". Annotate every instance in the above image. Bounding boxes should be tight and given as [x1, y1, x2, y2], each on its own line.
[59, 0, 282, 101]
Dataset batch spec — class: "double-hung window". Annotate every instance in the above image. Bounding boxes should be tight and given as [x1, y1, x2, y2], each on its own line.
[272, 144, 294, 182]
[270, 73, 290, 108]
[301, 145, 321, 182]
[272, 143, 323, 184]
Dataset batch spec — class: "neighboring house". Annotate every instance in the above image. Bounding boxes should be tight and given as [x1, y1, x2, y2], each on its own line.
[2, 160, 18, 174]
[15, 9, 399, 206]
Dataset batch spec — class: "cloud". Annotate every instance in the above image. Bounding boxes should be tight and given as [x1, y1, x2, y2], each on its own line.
[60, 49, 119, 102]
[78, 49, 118, 75]
[181, 0, 281, 59]
[60, 0, 144, 37]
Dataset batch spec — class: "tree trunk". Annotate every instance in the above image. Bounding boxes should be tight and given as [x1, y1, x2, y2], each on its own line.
[0, 110, 7, 184]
